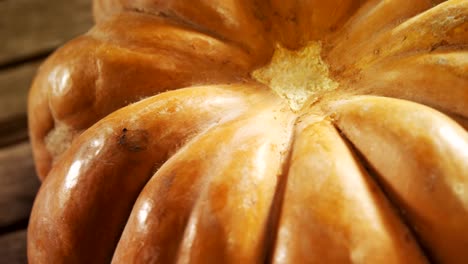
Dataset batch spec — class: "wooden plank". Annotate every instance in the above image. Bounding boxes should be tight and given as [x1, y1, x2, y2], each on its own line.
[0, 230, 27, 264]
[0, 0, 94, 66]
[0, 61, 40, 147]
[0, 141, 40, 229]
[0, 115, 28, 148]
[0, 61, 39, 121]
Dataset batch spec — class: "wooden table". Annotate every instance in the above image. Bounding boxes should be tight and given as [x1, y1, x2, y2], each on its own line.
[0, 1, 93, 262]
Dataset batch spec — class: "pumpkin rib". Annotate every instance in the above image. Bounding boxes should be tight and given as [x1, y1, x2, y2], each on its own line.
[348, 50, 468, 119]
[28, 68, 56, 178]
[327, 0, 467, 78]
[325, 0, 434, 73]
[331, 121, 435, 263]
[407, 104, 468, 133]
[28, 85, 272, 263]
[328, 95, 468, 264]
[271, 116, 428, 263]
[88, 12, 255, 71]
[28, 37, 104, 178]
[103, 0, 275, 64]
[120, 7, 255, 57]
[356, 0, 468, 69]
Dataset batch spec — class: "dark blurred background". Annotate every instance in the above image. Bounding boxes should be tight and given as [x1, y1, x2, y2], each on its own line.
[0, 1, 93, 263]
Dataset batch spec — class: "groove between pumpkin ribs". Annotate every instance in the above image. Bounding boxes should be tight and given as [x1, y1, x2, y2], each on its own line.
[262, 118, 297, 263]
[331, 123, 435, 263]
[172, 106, 296, 263]
[122, 8, 258, 59]
[171, 116, 255, 262]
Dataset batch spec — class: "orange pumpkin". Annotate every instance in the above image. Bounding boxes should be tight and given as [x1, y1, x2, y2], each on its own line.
[28, 0, 468, 263]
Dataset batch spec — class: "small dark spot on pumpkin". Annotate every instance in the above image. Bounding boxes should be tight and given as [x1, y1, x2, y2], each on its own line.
[118, 128, 149, 152]
[251, 2, 266, 21]
[163, 175, 175, 189]
[287, 14, 298, 23]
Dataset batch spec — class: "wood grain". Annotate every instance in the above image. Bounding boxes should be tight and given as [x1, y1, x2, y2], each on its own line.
[0, 0, 93, 67]
[0, 141, 40, 229]
[0, 62, 40, 147]
[0, 62, 39, 122]
[0, 230, 28, 264]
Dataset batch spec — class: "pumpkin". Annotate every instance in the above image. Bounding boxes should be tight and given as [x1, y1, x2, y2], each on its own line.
[27, 0, 468, 263]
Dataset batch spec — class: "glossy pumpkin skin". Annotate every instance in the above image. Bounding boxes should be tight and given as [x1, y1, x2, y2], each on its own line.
[27, 0, 468, 263]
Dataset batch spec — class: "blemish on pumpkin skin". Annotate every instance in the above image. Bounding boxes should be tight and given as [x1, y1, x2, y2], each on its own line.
[163, 175, 175, 190]
[118, 128, 149, 152]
